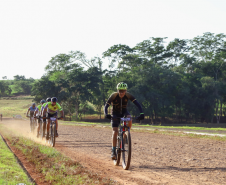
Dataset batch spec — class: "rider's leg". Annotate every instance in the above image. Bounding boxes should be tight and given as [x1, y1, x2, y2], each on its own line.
[37, 117, 40, 131]
[55, 119, 59, 137]
[112, 127, 118, 148]
[46, 119, 50, 132]
[46, 118, 50, 139]
[111, 116, 120, 159]
[43, 118, 46, 136]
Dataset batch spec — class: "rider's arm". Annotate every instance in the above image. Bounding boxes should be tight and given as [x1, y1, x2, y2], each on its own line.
[133, 100, 143, 113]
[56, 103, 64, 118]
[26, 108, 30, 116]
[34, 108, 38, 116]
[42, 104, 48, 117]
[104, 92, 118, 115]
[126, 92, 143, 113]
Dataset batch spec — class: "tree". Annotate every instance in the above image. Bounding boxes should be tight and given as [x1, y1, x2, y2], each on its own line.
[190, 32, 226, 123]
[0, 81, 11, 97]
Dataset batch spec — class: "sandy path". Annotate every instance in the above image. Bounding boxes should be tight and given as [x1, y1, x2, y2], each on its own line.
[1, 119, 226, 185]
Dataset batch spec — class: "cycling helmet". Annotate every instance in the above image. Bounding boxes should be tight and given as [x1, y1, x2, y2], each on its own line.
[51, 97, 57, 102]
[32, 103, 36, 106]
[40, 99, 46, 104]
[46, 97, 51, 102]
[116, 82, 128, 90]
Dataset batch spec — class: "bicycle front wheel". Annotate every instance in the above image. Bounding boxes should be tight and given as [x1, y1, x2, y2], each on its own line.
[113, 135, 121, 166]
[122, 131, 131, 170]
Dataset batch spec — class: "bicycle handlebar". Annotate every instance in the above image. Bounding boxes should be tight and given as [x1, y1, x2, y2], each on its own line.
[40, 116, 62, 120]
[110, 116, 142, 121]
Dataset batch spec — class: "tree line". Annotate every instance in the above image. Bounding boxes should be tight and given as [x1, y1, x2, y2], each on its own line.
[1, 32, 226, 124]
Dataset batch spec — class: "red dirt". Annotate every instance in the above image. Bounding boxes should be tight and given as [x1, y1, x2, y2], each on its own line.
[1, 119, 226, 185]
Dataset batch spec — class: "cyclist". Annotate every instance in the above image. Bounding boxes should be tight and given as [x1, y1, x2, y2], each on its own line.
[26, 103, 37, 120]
[40, 97, 51, 138]
[26, 103, 38, 131]
[42, 97, 64, 139]
[34, 99, 46, 137]
[104, 82, 144, 160]
[0, 113, 2, 121]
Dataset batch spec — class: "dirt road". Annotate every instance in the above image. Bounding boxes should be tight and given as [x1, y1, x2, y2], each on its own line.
[1, 119, 226, 185]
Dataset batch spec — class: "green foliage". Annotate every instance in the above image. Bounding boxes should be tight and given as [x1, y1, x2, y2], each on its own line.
[28, 32, 226, 123]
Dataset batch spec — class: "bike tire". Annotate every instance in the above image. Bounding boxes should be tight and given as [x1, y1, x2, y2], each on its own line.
[122, 131, 131, 170]
[42, 121, 46, 140]
[113, 135, 121, 166]
[50, 123, 56, 147]
[39, 120, 43, 139]
[32, 119, 35, 134]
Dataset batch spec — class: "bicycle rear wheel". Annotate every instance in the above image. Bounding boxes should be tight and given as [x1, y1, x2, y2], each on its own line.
[122, 131, 131, 170]
[50, 123, 56, 147]
[113, 135, 121, 166]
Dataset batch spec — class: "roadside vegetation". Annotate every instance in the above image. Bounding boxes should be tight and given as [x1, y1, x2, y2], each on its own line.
[0, 125, 117, 185]
[0, 134, 32, 185]
[1, 32, 226, 124]
[0, 96, 33, 118]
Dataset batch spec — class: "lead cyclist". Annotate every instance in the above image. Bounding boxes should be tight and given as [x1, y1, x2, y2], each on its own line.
[104, 82, 144, 160]
[42, 97, 64, 139]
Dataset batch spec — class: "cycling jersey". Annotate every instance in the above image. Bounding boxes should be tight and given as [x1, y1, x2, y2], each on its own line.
[36, 104, 42, 116]
[37, 105, 42, 112]
[44, 102, 63, 115]
[29, 106, 37, 112]
[104, 92, 143, 115]
[41, 102, 48, 113]
[28, 106, 37, 117]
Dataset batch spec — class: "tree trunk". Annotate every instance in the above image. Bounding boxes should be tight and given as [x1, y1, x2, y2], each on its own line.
[215, 100, 219, 124]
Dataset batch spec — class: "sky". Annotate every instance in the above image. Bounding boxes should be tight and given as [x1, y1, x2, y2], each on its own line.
[0, 0, 226, 80]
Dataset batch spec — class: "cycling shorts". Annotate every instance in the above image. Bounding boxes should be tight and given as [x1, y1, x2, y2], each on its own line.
[47, 112, 58, 118]
[111, 110, 131, 128]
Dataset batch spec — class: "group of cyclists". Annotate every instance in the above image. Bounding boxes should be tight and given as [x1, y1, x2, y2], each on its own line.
[26, 82, 144, 160]
[26, 97, 64, 139]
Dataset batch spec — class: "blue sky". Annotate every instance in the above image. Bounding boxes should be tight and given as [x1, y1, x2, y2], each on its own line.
[0, 0, 225, 79]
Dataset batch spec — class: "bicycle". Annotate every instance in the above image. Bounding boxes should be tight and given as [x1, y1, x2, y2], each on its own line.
[34, 116, 43, 139]
[27, 116, 36, 134]
[113, 117, 132, 170]
[44, 117, 60, 147]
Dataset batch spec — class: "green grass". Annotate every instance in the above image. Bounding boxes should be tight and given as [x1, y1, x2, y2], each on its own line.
[0, 96, 34, 118]
[0, 135, 33, 185]
[0, 125, 117, 185]
[60, 120, 226, 132]
[133, 125, 226, 131]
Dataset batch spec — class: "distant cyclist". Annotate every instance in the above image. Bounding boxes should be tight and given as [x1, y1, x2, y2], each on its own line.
[40, 97, 51, 137]
[0, 113, 2, 121]
[104, 82, 144, 160]
[42, 97, 64, 139]
[34, 99, 46, 137]
[26, 103, 37, 122]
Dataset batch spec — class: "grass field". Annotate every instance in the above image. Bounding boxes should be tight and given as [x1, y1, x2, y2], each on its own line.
[0, 96, 34, 118]
[0, 133, 32, 185]
[0, 125, 116, 185]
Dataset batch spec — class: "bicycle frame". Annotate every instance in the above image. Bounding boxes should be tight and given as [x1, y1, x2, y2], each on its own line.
[45, 117, 57, 147]
[118, 117, 130, 151]
[114, 117, 132, 170]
